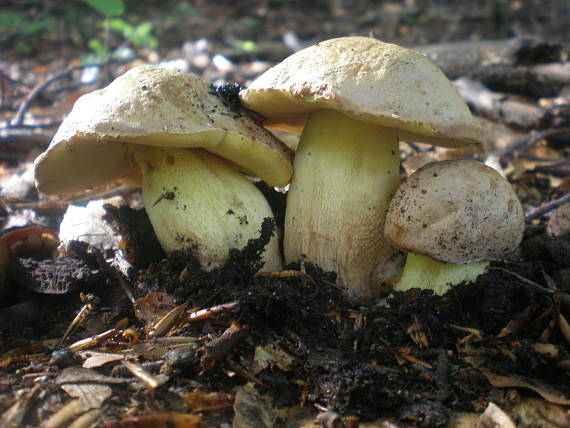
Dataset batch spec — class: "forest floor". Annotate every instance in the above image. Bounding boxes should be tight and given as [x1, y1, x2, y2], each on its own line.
[1, 2, 569, 427]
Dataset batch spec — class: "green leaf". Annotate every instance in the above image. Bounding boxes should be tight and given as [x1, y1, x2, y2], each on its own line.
[0, 12, 23, 30]
[107, 18, 158, 49]
[107, 18, 130, 32]
[87, 38, 108, 58]
[23, 17, 55, 35]
[235, 40, 257, 52]
[82, 0, 125, 17]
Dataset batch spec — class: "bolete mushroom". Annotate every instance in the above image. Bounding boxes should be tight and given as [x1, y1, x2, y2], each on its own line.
[384, 160, 524, 295]
[240, 37, 481, 302]
[34, 66, 293, 271]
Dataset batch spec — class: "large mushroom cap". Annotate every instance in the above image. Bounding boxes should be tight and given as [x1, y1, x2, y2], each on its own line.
[240, 36, 481, 146]
[35, 65, 292, 195]
[385, 160, 524, 264]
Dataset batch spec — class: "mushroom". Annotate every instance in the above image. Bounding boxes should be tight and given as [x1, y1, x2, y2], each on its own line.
[34, 66, 293, 271]
[384, 160, 524, 295]
[240, 37, 481, 302]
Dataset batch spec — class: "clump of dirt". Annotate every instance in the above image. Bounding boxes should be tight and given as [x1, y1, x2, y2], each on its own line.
[103, 204, 166, 267]
[133, 217, 278, 302]
[2, 206, 568, 426]
[128, 223, 568, 423]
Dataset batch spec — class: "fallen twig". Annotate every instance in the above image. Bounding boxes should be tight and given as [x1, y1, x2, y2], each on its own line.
[188, 301, 239, 322]
[0, 128, 54, 149]
[224, 358, 263, 385]
[68, 328, 120, 352]
[122, 359, 162, 390]
[10, 61, 114, 128]
[198, 323, 250, 373]
[59, 293, 101, 346]
[525, 192, 570, 222]
[485, 128, 570, 160]
[4, 120, 61, 130]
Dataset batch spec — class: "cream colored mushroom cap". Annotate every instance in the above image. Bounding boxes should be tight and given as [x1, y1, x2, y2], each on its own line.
[240, 37, 480, 146]
[385, 160, 524, 264]
[34, 65, 293, 195]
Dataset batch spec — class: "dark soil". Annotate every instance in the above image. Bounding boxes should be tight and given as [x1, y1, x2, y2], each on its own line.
[1, 205, 568, 426]
[1, 2, 569, 427]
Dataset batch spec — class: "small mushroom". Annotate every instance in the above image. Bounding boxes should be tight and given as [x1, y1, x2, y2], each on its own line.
[240, 37, 481, 302]
[384, 160, 524, 295]
[34, 66, 293, 271]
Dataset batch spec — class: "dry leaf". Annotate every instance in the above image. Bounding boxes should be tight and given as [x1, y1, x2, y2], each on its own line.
[133, 292, 177, 329]
[58, 197, 124, 252]
[115, 413, 201, 427]
[60, 383, 112, 410]
[233, 383, 276, 428]
[252, 343, 294, 374]
[181, 390, 234, 412]
[80, 351, 124, 368]
[478, 402, 516, 428]
[2, 225, 59, 258]
[511, 397, 570, 427]
[468, 360, 570, 405]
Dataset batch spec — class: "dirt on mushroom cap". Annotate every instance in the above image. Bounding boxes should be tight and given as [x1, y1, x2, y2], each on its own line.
[240, 36, 481, 146]
[385, 160, 525, 264]
[34, 66, 293, 195]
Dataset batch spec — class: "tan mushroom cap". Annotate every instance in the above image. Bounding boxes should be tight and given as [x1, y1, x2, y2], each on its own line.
[385, 160, 524, 264]
[240, 36, 481, 146]
[35, 65, 293, 195]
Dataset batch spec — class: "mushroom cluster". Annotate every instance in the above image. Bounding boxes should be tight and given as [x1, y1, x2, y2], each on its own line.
[385, 160, 524, 295]
[34, 66, 293, 271]
[35, 40, 526, 304]
[240, 36, 481, 302]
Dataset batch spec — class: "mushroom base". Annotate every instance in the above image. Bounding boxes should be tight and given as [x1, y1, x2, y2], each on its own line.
[131, 146, 282, 272]
[284, 110, 403, 303]
[394, 253, 489, 295]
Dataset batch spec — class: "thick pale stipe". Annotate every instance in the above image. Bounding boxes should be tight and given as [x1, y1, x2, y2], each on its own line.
[284, 110, 402, 302]
[132, 146, 282, 271]
[395, 252, 489, 296]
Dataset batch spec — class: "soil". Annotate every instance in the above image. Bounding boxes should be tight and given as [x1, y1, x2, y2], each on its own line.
[1, 206, 569, 426]
[1, 2, 570, 427]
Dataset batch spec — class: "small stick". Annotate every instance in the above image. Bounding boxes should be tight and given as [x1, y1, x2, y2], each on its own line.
[487, 127, 570, 159]
[10, 61, 114, 127]
[68, 328, 119, 352]
[489, 266, 552, 293]
[559, 314, 570, 346]
[223, 358, 263, 386]
[525, 192, 570, 222]
[198, 324, 250, 373]
[122, 360, 161, 390]
[42, 399, 83, 428]
[59, 293, 101, 346]
[188, 301, 239, 322]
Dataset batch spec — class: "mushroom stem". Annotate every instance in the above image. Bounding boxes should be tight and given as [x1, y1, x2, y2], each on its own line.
[131, 146, 282, 271]
[394, 253, 489, 295]
[284, 109, 402, 302]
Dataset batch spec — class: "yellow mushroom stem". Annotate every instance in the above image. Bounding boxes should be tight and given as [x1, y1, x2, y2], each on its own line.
[130, 146, 282, 271]
[394, 252, 489, 295]
[284, 109, 403, 303]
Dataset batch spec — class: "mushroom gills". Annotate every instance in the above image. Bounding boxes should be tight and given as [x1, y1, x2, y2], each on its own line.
[395, 252, 489, 295]
[130, 145, 282, 271]
[284, 109, 402, 302]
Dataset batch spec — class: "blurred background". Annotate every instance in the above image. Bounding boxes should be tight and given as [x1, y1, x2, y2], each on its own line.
[2, 0, 569, 83]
